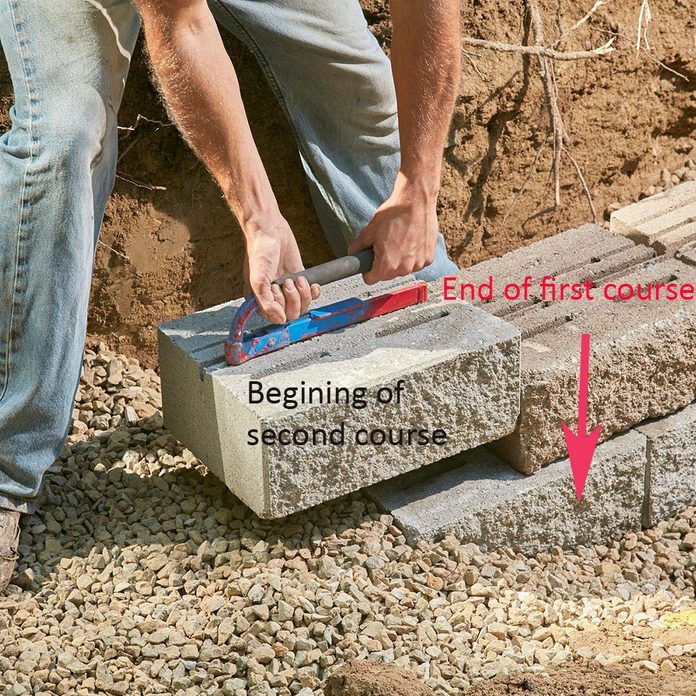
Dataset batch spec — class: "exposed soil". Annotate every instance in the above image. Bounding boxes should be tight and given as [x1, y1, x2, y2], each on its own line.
[327, 643, 696, 696]
[464, 660, 696, 696]
[325, 661, 437, 696]
[324, 614, 696, 695]
[466, 617, 696, 694]
[0, 1, 694, 367]
[324, 660, 696, 696]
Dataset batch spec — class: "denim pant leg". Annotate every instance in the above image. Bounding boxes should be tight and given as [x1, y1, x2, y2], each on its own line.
[0, 0, 140, 512]
[209, 0, 459, 281]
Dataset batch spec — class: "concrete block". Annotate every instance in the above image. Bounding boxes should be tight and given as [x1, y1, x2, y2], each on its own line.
[610, 182, 696, 256]
[460, 224, 654, 318]
[637, 403, 696, 527]
[676, 242, 696, 268]
[158, 276, 520, 518]
[490, 257, 696, 473]
[366, 431, 646, 553]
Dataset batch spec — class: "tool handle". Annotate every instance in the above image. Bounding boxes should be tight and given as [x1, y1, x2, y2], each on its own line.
[274, 249, 374, 287]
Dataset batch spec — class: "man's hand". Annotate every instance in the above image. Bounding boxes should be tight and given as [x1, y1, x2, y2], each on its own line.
[134, 0, 320, 323]
[348, 173, 437, 284]
[243, 218, 320, 324]
[352, 0, 460, 285]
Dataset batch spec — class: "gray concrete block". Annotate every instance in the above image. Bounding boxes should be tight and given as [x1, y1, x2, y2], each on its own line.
[459, 224, 654, 318]
[158, 276, 521, 518]
[366, 431, 646, 553]
[610, 182, 696, 256]
[676, 241, 696, 268]
[491, 257, 696, 473]
[637, 403, 696, 528]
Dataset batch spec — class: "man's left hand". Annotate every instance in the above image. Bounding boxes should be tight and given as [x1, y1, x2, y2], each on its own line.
[348, 174, 438, 285]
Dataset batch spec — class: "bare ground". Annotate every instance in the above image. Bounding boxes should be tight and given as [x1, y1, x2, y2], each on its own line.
[0, 0, 694, 367]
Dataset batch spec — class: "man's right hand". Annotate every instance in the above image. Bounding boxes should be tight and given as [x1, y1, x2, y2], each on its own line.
[243, 218, 320, 324]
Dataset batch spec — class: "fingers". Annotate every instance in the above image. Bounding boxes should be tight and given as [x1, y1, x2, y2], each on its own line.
[347, 229, 371, 256]
[277, 276, 321, 321]
[293, 276, 314, 317]
[363, 256, 428, 285]
[352, 224, 428, 283]
[252, 276, 320, 324]
[281, 279, 302, 321]
[349, 230, 378, 284]
[363, 244, 405, 285]
[254, 275, 320, 324]
[361, 243, 436, 285]
[254, 280, 286, 324]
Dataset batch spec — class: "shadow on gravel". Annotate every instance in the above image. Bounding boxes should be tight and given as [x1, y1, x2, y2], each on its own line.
[11, 416, 377, 596]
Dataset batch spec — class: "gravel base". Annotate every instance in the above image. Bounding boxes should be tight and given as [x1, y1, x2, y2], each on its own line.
[1, 343, 694, 696]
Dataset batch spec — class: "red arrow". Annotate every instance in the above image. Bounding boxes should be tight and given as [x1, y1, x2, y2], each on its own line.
[562, 333, 602, 502]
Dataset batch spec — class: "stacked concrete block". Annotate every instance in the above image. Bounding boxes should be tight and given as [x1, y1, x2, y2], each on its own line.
[369, 400, 696, 547]
[451, 224, 696, 474]
[367, 432, 646, 553]
[459, 223, 654, 319]
[158, 276, 521, 518]
[637, 404, 696, 527]
[493, 257, 696, 472]
[369, 196, 696, 548]
[610, 181, 696, 256]
[370, 197, 696, 547]
[676, 241, 696, 268]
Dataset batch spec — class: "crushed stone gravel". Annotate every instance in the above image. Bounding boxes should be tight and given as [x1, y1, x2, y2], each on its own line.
[0, 344, 694, 695]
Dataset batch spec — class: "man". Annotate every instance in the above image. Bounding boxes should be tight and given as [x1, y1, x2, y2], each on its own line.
[0, 0, 460, 591]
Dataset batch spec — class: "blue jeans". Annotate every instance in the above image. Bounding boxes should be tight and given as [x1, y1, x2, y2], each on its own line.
[0, 0, 458, 512]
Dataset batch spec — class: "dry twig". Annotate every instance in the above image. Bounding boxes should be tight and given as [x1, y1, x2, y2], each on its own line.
[117, 113, 171, 133]
[462, 49, 488, 82]
[461, 36, 615, 60]
[564, 148, 598, 222]
[460, 0, 613, 224]
[97, 240, 130, 261]
[554, 0, 605, 48]
[115, 173, 167, 191]
[636, 0, 652, 55]
[117, 136, 143, 165]
[501, 136, 550, 225]
[593, 27, 688, 81]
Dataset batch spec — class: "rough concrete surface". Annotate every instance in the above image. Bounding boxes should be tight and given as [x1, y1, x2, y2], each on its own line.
[486, 248, 696, 473]
[366, 432, 646, 554]
[159, 276, 520, 518]
[637, 403, 696, 528]
[514, 257, 695, 472]
[676, 241, 696, 267]
[610, 181, 696, 255]
[456, 224, 654, 318]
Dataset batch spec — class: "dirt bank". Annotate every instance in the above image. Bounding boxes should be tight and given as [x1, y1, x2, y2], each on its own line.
[0, 0, 694, 367]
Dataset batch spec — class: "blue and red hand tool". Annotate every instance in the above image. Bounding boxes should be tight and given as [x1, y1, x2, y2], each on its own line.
[225, 249, 428, 366]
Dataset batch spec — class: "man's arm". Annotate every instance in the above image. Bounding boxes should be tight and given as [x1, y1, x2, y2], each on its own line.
[349, 0, 461, 284]
[134, 0, 318, 322]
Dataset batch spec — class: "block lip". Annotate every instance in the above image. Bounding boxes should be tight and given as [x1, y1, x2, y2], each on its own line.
[494, 250, 696, 473]
[634, 400, 696, 528]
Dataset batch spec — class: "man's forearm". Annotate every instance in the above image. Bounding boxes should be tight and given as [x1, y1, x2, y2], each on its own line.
[136, 0, 278, 233]
[389, 0, 461, 201]
[346, 0, 461, 282]
[134, 0, 317, 324]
